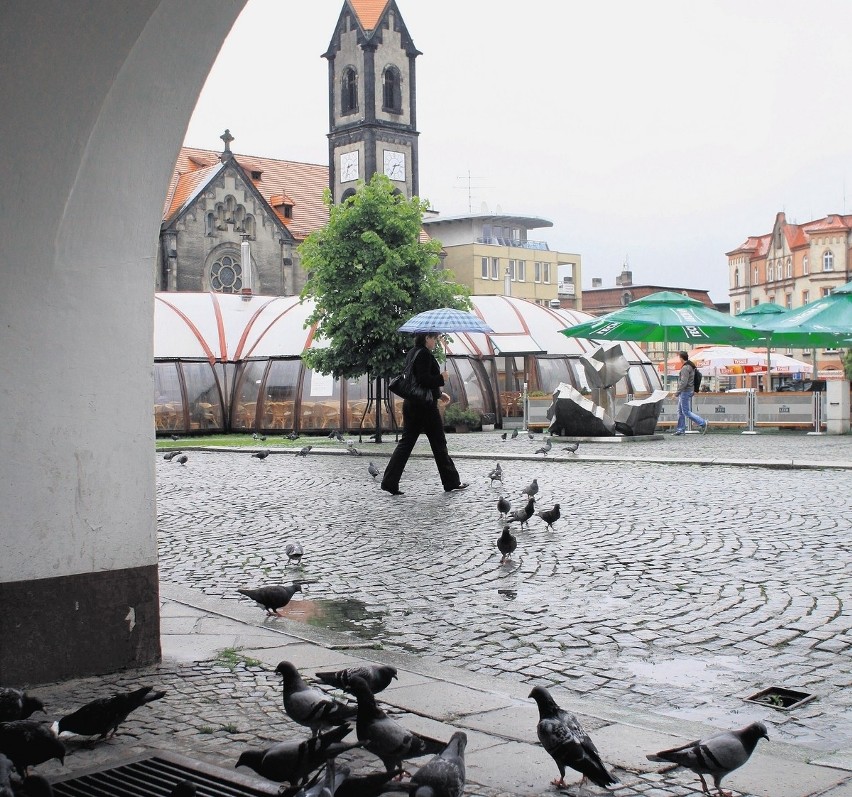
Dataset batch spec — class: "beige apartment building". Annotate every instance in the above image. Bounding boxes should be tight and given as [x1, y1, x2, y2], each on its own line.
[727, 211, 852, 375]
[421, 213, 582, 308]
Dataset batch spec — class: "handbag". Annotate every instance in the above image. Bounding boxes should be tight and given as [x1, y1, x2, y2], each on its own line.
[388, 349, 434, 403]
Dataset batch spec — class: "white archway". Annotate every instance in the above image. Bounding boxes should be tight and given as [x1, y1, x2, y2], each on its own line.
[0, 0, 247, 682]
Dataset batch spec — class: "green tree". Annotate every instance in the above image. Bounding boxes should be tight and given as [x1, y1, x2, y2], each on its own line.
[843, 348, 852, 381]
[299, 174, 469, 435]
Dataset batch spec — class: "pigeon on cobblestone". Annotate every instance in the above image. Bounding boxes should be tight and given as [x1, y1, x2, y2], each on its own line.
[276, 661, 358, 737]
[510, 428, 518, 439]
[520, 478, 539, 499]
[238, 582, 311, 616]
[252, 449, 270, 460]
[497, 496, 511, 519]
[57, 686, 166, 740]
[562, 442, 580, 455]
[501, 432, 507, 440]
[507, 496, 535, 528]
[536, 503, 561, 530]
[175, 454, 188, 465]
[487, 463, 503, 484]
[0, 720, 64, 776]
[406, 731, 467, 797]
[497, 525, 517, 564]
[529, 685, 619, 790]
[347, 676, 445, 775]
[315, 665, 398, 695]
[235, 724, 359, 787]
[163, 450, 182, 461]
[0, 689, 44, 722]
[534, 439, 552, 456]
[296, 446, 313, 457]
[285, 542, 304, 565]
[368, 462, 380, 480]
[646, 721, 768, 797]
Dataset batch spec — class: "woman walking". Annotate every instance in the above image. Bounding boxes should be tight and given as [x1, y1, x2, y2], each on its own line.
[381, 332, 468, 495]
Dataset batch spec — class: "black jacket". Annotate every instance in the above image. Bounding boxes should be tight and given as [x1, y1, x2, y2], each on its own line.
[407, 345, 445, 401]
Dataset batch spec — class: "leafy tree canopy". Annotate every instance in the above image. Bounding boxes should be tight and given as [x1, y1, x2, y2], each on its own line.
[299, 174, 470, 379]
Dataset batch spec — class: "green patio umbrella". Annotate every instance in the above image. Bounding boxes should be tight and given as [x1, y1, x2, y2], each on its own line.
[560, 291, 766, 387]
[736, 303, 789, 391]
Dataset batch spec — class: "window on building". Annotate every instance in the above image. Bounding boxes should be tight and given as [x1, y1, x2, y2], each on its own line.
[516, 260, 526, 281]
[803, 255, 809, 274]
[823, 250, 834, 271]
[734, 268, 740, 288]
[542, 262, 551, 283]
[767, 263, 774, 281]
[822, 286, 832, 297]
[341, 67, 358, 114]
[753, 299, 760, 307]
[508, 260, 516, 281]
[785, 294, 792, 310]
[490, 258, 499, 279]
[786, 258, 792, 278]
[734, 301, 741, 315]
[382, 66, 402, 113]
[754, 267, 759, 283]
[481, 257, 489, 279]
[210, 254, 242, 293]
[802, 289, 810, 305]
[768, 296, 775, 305]
[534, 262, 541, 283]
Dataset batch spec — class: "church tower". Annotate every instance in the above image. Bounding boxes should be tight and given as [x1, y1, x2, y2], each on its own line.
[324, 0, 421, 203]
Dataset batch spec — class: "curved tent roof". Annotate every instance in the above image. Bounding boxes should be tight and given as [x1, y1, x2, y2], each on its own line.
[154, 292, 653, 364]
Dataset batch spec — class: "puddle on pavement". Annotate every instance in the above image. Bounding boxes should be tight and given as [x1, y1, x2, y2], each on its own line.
[624, 655, 748, 688]
[278, 597, 386, 639]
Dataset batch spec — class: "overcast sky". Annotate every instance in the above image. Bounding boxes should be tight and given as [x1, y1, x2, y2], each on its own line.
[185, 0, 852, 303]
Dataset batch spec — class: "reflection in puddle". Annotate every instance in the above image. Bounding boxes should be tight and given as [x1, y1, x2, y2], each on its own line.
[624, 655, 749, 688]
[278, 597, 386, 639]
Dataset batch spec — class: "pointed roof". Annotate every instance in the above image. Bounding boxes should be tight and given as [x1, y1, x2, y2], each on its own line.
[349, 0, 389, 31]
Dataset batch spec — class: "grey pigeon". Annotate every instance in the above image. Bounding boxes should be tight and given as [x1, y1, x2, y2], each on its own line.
[57, 686, 166, 739]
[334, 768, 402, 797]
[275, 661, 357, 737]
[501, 432, 507, 440]
[521, 478, 539, 499]
[562, 441, 580, 455]
[0, 688, 44, 722]
[487, 463, 503, 483]
[238, 582, 312, 616]
[175, 454, 188, 465]
[252, 432, 267, 441]
[286, 542, 304, 565]
[162, 450, 182, 461]
[646, 721, 768, 797]
[497, 525, 517, 564]
[534, 439, 552, 456]
[235, 724, 358, 787]
[497, 495, 511, 519]
[252, 449, 271, 460]
[407, 731, 467, 797]
[529, 685, 619, 790]
[315, 665, 398, 695]
[346, 443, 361, 457]
[170, 434, 180, 441]
[169, 781, 196, 797]
[347, 676, 445, 774]
[287, 431, 301, 440]
[294, 759, 350, 797]
[506, 496, 535, 528]
[510, 428, 518, 439]
[296, 445, 313, 457]
[528, 430, 535, 440]
[0, 720, 64, 776]
[536, 503, 560, 530]
[368, 462, 380, 480]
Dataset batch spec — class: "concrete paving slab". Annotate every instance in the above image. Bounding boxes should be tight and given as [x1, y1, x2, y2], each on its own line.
[812, 751, 852, 773]
[377, 680, 515, 722]
[589, 723, 692, 774]
[465, 738, 553, 794]
[457, 703, 542, 744]
[724, 754, 850, 797]
[810, 779, 852, 797]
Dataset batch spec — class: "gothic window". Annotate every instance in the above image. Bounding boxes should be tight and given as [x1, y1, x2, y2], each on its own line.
[823, 250, 834, 271]
[754, 267, 759, 283]
[210, 254, 242, 293]
[233, 205, 246, 232]
[621, 290, 633, 306]
[734, 268, 740, 287]
[341, 67, 358, 114]
[244, 215, 256, 238]
[382, 66, 402, 113]
[206, 212, 215, 236]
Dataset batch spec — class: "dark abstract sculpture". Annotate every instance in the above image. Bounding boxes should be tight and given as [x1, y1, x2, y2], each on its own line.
[614, 390, 668, 436]
[548, 383, 615, 437]
[579, 343, 630, 419]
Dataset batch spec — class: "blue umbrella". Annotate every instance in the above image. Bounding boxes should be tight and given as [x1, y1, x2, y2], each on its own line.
[398, 308, 494, 334]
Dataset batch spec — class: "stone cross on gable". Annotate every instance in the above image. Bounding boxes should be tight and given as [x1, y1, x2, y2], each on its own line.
[219, 129, 234, 161]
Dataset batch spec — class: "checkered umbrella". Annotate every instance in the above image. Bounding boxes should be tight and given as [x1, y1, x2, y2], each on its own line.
[398, 308, 494, 333]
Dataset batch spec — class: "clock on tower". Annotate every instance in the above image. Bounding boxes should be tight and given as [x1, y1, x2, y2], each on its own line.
[383, 150, 406, 181]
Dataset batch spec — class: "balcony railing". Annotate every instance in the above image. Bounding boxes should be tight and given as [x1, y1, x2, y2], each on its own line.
[476, 237, 550, 250]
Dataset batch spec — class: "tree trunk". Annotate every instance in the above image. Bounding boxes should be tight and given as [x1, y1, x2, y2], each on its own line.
[374, 374, 383, 443]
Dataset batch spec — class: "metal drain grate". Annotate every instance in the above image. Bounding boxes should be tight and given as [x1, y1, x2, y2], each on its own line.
[50, 750, 278, 796]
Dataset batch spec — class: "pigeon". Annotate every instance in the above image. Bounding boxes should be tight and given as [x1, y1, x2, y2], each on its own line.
[15, 773, 55, 797]
[315, 665, 398, 695]
[287, 431, 301, 440]
[497, 525, 517, 564]
[500, 432, 507, 441]
[295, 759, 350, 797]
[346, 443, 361, 457]
[236, 724, 359, 787]
[520, 478, 539, 499]
[333, 430, 346, 443]
[0, 689, 44, 723]
[275, 661, 357, 737]
[169, 781, 196, 797]
[57, 686, 166, 740]
[252, 432, 267, 442]
[536, 503, 561, 530]
[562, 441, 580, 455]
[252, 449, 271, 460]
[487, 463, 503, 484]
[285, 542, 304, 565]
[175, 454, 188, 465]
[529, 685, 619, 790]
[534, 439, 552, 456]
[646, 721, 769, 797]
[367, 462, 380, 480]
[170, 434, 180, 441]
[334, 768, 402, 797]
[510, 428, 518, 439]
[238, 582, 312, 616]
[347, 676, 445, 774]
[497, 496, 511, 519]
[0, 721, 64, 776]
[507, 497, 535, 528]
[162, 450, 182, 461]
[528, 431, 535, 440]
[296, 445, 313, 457]
[407, 731, 467, 797]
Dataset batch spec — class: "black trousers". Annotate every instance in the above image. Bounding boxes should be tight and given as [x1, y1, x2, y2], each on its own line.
[381, 398, 461, 491]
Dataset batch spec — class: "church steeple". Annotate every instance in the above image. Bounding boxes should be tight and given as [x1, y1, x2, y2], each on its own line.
[324, 0, 421, 203]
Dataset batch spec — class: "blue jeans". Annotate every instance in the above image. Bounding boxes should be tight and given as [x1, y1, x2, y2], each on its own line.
[676, 390, 706, 432]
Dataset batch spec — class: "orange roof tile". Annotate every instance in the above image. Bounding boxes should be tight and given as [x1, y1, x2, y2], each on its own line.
[349, 0, 389, 31]
[166, 147, 330, 241]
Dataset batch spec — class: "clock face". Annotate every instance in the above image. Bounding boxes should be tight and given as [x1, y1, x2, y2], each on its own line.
[383, 149, 406, 181]
[340, 151, 359, 182]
